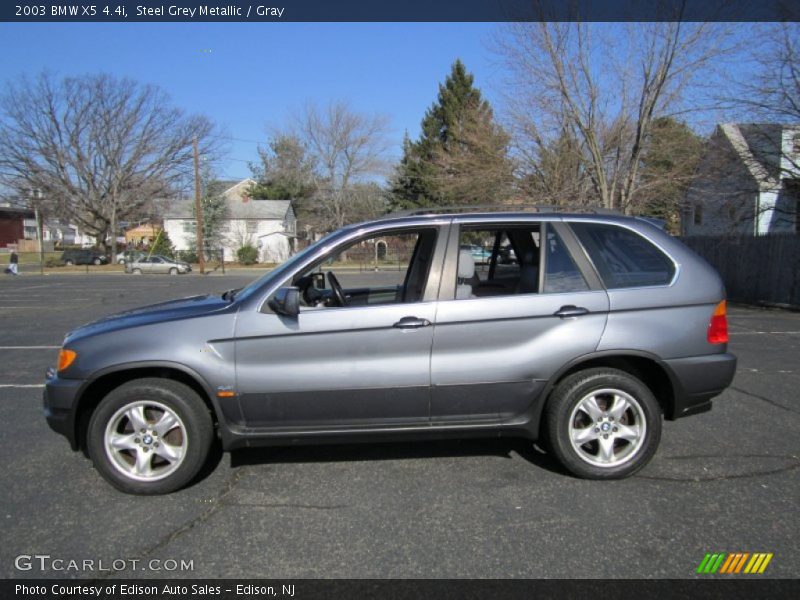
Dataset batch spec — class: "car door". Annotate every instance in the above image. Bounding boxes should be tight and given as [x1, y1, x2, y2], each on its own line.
[149, 256, 166, 274]
[233, 223, 449, 429]
[430, 219, 610, 422]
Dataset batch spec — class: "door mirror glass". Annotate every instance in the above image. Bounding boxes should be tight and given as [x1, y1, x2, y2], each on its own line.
[266, 287, 300, 317]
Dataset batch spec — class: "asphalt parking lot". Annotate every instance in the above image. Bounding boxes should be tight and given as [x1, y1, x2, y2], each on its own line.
[0, 273, 797, 579]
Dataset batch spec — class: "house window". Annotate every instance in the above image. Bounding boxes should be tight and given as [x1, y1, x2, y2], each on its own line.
[693, 204, 703, 225]
[182, 221, 196, 234]
[246, 221, 258, 234]
[793, 133, 800, 154]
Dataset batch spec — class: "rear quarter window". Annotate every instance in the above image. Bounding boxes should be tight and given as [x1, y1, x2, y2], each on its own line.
[570, 223, 675, 289]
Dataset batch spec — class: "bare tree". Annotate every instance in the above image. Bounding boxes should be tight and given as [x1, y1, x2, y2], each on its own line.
[294, 101, 391, 231]
[0, 72, 217, 258]
[497, 21, 734, 212]
[728, 23, 800, 181]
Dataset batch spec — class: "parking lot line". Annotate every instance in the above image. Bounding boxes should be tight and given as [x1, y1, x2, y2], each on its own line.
[0, 346, 60, 349]
[0, 384, 44, 388]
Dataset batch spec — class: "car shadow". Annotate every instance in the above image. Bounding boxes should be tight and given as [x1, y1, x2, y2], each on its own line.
[226, 437, 568, 476]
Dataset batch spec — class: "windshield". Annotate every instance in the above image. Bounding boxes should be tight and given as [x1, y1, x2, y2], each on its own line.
[232, 228, 346, 304]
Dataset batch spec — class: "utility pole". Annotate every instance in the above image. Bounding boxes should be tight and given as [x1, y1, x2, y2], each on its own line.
[193, 136, 205, 274]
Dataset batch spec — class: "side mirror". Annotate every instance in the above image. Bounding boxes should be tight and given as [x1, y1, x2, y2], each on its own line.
[266, 287, 300, 318]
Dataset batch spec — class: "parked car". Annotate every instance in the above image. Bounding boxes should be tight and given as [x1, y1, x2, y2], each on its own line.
[125, 255, 191, 275]
[460, 243, 492, 264]
[60, 249, 108, 266]
[44, 210, 736, 494]
[116, 251, 145, 265]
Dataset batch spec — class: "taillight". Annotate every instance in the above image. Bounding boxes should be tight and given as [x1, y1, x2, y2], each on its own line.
[707, 300, 728, 344]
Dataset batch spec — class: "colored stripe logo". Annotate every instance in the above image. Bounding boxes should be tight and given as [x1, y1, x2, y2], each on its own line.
[696, 552, 773, 574]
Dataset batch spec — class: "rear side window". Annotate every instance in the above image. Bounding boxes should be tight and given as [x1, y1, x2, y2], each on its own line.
[570, 223, 675, 289]
[543, 228, 588, 293]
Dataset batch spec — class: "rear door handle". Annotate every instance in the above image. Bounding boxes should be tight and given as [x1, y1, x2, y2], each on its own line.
[393, 316, 432, 329]
[554, 305, 590, 318]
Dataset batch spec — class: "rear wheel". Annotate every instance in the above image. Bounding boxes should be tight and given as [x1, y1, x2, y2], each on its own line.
[65, 259, 74, 266]
[131, 268, 142, 275]
[87, 378, 213, 494]
[544, 368, 661, 479]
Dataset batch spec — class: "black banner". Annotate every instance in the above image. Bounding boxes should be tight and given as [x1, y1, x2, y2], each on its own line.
[2, 0, 799, 23]
[4, 579, 800, 600]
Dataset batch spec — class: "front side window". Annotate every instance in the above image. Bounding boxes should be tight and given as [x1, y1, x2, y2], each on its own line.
[571, 223, 675, 289]
[289, 228, 438, 309]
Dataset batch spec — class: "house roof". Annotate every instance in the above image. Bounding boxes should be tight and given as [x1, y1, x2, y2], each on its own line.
[164, 198, 292, 220]
[719, 123, 794, 191]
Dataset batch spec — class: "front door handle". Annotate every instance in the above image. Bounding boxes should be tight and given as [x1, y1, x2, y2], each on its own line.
[554, 305, 590, 318]
[393, 316, 432, 329]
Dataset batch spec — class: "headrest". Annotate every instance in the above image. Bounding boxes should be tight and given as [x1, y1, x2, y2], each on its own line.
[458, 250, 475, 279]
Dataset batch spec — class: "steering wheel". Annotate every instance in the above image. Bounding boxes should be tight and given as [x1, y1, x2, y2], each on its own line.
[327, 271, 347, 307]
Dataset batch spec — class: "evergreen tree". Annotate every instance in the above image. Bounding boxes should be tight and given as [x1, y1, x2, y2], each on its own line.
[391, 60, 513, 209]
[636, 117, 705, 233]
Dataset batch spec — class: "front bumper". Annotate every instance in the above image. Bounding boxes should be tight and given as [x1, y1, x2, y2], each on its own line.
[662, 353, 737, 419]
[43, 369, 84, 450]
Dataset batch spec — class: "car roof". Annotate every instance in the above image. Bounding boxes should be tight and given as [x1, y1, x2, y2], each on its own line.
[352, 210, 648, 229]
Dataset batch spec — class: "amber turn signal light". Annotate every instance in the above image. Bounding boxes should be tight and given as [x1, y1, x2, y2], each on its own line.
[57, 349, 77, 371]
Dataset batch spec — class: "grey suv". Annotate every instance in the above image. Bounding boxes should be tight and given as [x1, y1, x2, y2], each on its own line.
[43, 211, 736, 494]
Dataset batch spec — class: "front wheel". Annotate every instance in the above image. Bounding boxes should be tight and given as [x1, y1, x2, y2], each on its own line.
[87, 379, 213, 494]
[169, 267, 178, 275]
[544, 368, 661, 479]
[93, 258, 102, 265]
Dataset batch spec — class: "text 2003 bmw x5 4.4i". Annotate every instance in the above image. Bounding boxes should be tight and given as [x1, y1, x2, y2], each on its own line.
[44, 211, 736, 494]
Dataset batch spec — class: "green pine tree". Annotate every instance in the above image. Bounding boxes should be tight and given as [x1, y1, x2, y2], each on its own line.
[391, 59, 513, 209]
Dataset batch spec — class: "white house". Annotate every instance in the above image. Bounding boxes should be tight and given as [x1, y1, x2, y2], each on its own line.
[163, 179, 296, 263]
[682, 123, 800, 236]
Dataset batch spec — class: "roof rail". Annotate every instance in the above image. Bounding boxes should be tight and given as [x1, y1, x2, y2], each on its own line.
[386, 204, 620, 218]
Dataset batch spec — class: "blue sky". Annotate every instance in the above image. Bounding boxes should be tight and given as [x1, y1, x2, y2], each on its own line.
[0, 23, 505, 180]
[0, 22, 758, 182]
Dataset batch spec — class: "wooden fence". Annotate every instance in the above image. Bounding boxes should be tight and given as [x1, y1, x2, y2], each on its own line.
[680, 234, 800, 308]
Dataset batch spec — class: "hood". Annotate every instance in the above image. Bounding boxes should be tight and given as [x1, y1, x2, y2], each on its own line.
[64, 294, 233, 344]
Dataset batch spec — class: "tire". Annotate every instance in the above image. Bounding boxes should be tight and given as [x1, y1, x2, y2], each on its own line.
[93, 258, 102, 265]
[87, 378, 213, 494]
[131, 268, 142, 275]
[65, 260, 74, 266]
[543, 368, 661, 479]
[169, 267, 178, 275]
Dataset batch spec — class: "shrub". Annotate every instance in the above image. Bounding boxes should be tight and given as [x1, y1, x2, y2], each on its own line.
[236, 245, 258, 265]
[45, 257, 65, 268]
[176, 249, 198, 263]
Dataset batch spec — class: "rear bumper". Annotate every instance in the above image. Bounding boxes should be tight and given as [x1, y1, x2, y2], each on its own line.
[43, 371, 84, 450]
[662, 353, 737, 419]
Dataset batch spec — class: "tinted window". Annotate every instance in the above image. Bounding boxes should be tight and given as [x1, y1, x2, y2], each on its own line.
[543, 229, 588, 293]
[571, 223, 675, 289]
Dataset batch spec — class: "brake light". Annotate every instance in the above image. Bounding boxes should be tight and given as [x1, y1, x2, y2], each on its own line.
[57, 349, 77, 371]
[707, 300, 728, 344]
